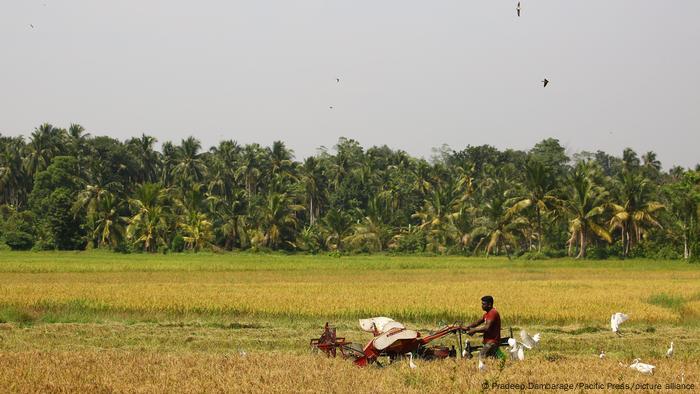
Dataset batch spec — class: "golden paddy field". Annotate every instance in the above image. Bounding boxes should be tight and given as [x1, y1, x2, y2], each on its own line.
[0, 252, 699, 392]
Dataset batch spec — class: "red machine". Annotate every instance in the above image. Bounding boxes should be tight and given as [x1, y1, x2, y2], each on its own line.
[310, 318, 512, 366]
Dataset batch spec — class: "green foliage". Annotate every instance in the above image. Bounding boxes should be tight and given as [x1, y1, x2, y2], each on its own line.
[28, 157, 85, 250]
[393, 230, 426, 253]
[3, 230, 34, 250]
[2, 126, 700, 259]
[171, 235, 185, 253]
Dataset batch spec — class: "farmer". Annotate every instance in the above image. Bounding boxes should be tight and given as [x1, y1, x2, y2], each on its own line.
[466, 295, 501, 359]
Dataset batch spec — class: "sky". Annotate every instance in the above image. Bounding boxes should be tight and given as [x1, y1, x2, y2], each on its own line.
[1, 0, 699, 168]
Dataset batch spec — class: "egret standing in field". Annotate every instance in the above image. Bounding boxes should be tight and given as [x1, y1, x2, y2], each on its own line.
[478, 359, 486, 372]
[629, 359, 655, 375]
[666, 341, 674, 358]
[507, 337, 525, 361]
[599, 350, 606, 359]
[405, 353, 417, 369]
[611, 312, 629, 335]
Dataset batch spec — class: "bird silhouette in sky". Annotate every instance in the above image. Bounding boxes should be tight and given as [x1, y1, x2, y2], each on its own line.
[517, 2, 521, 17]
[336, 77, 340, 83]
[542, 78, 549, 87]
[29, 24, 35, 28]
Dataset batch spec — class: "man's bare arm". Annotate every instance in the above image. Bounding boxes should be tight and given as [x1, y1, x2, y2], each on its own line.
[466, 318, 484, 329]
[468, 319, 492, 335]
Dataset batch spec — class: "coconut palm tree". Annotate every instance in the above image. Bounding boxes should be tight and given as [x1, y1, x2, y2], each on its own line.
[23, 123, 65, 178]
[608, 172, 664, 256]
[471, 178, 525, 258]
[0, 137, 28, 207]
[560, 162, 612, 258]
[663, 171, 700, 259]
[300, 157, 325, 225]
[126, 183, 170, 252]
[343, 216, 390, 252]
[92, 192, 128, 249]
[171, 137, 207, 188]
[236, 144, 267, 198]
[320, 208, 351, 251]
[128, 134, 160, 184]
[179, 212, 213, 251]
[256, 191, 304, 249]
[208, 140, 241, 201]
[208, 189, 249, 250]
[506, 160, 559, 252]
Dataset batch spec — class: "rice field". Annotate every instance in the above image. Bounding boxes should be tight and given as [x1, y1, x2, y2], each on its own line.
[0, 251, 699, 392]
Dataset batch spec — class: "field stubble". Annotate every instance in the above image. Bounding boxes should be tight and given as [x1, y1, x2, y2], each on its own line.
[0, 252, 699, 392]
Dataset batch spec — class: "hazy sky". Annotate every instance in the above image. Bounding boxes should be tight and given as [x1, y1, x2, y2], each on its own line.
[2, 1, 699, 168]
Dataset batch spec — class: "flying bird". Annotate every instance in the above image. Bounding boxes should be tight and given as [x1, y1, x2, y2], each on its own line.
[629, 359, 655, 375]
[520, 329, 541, 349]
[336, 77, 340, 83]
[329, 106, 334, 109]
[517, 2, 521, 17]
[405, 353, 417, 369]
[666, 341, 674, 358]
[29, 24, 35, 28]
[542, 78, 549, 87]
[610, 312, 629, 335]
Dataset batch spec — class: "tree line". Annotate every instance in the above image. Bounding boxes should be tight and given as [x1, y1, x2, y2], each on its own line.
[1, 123, 699, 260]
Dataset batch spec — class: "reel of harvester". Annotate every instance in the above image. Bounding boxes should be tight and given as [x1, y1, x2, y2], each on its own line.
[310, 322, 365, 359]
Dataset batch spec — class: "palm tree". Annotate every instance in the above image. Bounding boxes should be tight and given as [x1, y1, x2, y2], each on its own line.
[270, 141, 294, 176]
[171, 137, 207, 188]
[236, 144, 267, 198]
[128, 134, 160, 184]
[343, 216, 390, 252]
[560, 162, 612, 258]
[126, 183, 170, 252]
[160, 142, 177, 186]
[319, 208, 351, 251]
[23, 123, 65, 178]
[663, 171, 700, 259]
[471, 178, 525, 257]
[608, 172, 664, 256]
[506, 160, 559, 252]
[179, 212, 213, 251]
[208, 140, 241, 201]
[256, 191, 304, 249]
[300, 157, 325, 225]
[208, 189, 249, 250]
[92, 192, 128, 249]
[0, 137, 28, 207]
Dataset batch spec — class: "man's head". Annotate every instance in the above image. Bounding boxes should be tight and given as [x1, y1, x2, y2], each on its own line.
[481, 295, 494, 312]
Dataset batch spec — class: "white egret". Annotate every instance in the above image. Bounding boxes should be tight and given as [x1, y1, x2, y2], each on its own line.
[405, 353, 417, 369]
[478, 359, 486, 372]
[666, 341, 674, 358]
[506, 338, 525, 361]
[629, 359, 655, 375]
[599, 350, 605, 359]
[462, 339, 469, 358]
[610, 312, 629, 335]
[520, 329, 541, 349]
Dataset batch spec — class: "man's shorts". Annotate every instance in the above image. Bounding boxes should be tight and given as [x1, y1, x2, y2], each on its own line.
[479, 342, 498, 359]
